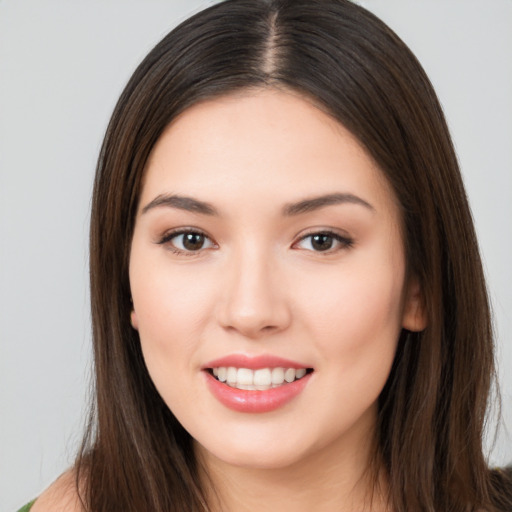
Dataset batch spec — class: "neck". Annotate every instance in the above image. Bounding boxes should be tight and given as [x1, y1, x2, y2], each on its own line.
[195, 417, 389, 512]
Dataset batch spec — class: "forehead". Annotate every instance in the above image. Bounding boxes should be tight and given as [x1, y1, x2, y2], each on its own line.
[141, 89, 399, 218]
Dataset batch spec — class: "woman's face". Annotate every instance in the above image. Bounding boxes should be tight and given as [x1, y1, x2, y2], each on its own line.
[129, 90, 425, 470]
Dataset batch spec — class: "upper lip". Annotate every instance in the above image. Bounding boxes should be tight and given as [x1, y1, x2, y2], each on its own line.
[202, 354, 311, 370]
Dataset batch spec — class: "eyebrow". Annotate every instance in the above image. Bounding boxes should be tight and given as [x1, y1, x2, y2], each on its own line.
[141, 194, 219, 216]
[141, 192, 374, 217]
[283, 193, 374, 216]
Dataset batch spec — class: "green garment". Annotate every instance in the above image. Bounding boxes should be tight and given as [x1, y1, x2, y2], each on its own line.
[17, 499, 36, 512]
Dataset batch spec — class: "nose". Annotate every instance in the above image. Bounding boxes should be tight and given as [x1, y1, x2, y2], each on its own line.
[216, 246, 291, 339]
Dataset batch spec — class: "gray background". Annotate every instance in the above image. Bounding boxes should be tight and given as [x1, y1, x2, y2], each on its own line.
[1, 1, 511, 510]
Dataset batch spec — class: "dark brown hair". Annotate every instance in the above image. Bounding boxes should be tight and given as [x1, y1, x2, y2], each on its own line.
[79, 0, 512, 510]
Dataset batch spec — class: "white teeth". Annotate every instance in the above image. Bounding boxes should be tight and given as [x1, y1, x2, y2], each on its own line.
[237, 368, 253, 386]
[226, 367, 237, 384]
[254, 368, 272, 387]
[271, 367, 284, 385]
[295, 368, 307, 379]
[211, 366, 309, 390]
[284, 368, 296, 383]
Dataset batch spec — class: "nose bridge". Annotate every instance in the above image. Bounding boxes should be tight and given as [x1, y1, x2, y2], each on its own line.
[217, 240, 290, 337]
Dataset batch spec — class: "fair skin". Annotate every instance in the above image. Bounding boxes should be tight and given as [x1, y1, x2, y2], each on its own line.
[130, 89, 425, 511]
[33, 89, 425, 511]
[31, 471, 82, 512]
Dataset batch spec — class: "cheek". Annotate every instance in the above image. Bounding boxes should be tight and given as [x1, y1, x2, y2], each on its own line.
[130, 259, 215, 376]
[297, 257, 405, 368]
[133, 255, 211, 325]
[297, 265, 404, 433]
[130, 265, 217, 419]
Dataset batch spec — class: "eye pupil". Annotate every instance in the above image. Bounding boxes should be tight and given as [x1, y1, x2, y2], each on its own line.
[183, 232, 205, 251]
[311, 234, 333, 251]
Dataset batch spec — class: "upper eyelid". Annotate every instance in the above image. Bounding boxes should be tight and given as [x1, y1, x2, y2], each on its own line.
[293, 227, 352, 241]
[292, 229, 354, 251]
[157, 229, 217, 257]
[157, 227, 214, 243]
[156, 227, 352, 246]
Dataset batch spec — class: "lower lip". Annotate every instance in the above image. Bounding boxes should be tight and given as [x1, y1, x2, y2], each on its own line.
[204, 371, 312, 413]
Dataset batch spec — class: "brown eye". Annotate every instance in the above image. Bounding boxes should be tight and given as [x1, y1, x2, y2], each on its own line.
[311, 234, 334, 251]
[295, 231, 353, 253]
[182, 232, 207, 251]
[159, 230, 215, 253]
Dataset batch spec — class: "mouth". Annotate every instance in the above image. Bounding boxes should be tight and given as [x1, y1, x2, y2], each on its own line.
[203, 357, 314, 412]
[207, 367, 314, 391]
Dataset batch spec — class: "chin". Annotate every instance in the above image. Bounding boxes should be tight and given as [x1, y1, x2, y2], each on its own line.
[191, 418, 352, 473]
[196, 439, 311, 471]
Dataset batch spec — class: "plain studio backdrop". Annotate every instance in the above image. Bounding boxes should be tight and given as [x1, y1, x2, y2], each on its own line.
[1, 0, 511, 509]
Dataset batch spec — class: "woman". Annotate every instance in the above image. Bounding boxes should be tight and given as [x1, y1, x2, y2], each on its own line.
[27, 0, 511, 510]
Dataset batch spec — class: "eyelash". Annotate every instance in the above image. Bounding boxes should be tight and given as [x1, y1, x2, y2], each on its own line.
[157, 228, 354, 256]
[293, 230, 354, 253]
[157, 228, 216, 257]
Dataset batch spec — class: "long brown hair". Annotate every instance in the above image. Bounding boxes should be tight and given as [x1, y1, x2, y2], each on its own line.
[79, 0, 512, 510]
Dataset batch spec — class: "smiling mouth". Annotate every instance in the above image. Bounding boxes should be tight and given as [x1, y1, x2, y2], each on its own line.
[207, 367, 314, 391]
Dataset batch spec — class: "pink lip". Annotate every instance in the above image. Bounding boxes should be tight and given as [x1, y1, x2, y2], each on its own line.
[202, 354, 310, 370]
[202, 354, 313, 413]
[204, 371, 312, 413]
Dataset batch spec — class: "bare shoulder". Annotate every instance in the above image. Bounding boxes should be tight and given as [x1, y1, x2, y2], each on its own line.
[31, 469, 84, 512]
